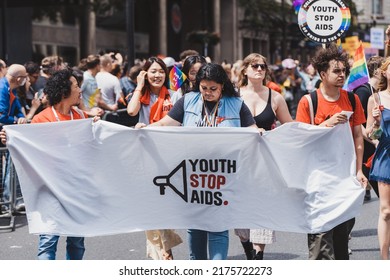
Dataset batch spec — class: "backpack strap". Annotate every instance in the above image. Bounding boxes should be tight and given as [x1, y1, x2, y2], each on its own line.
[304, 92, 315, 125]
[347, 91, 356, 112]
[305, 89, 355, 125]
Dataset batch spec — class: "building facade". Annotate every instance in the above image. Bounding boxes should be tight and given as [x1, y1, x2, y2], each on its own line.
[1, 0, 312, 66]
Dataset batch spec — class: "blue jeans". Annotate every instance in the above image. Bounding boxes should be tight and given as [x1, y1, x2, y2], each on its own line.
[188, 229, 229, 260]
[37, 234, 85, 260]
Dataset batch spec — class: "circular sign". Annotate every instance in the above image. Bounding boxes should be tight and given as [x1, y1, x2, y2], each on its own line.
[298, 0, 351, 43]
[171, 3, 182, 34]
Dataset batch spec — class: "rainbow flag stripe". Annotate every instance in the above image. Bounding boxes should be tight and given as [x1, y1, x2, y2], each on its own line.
[169, 65, 187, 91]
[340, 7, 351, 31]
[345, 43, 369, 91]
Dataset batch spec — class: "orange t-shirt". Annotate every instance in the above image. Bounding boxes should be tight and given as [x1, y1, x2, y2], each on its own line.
[31, 107, 87, 123]
[296, 89, 366, 128]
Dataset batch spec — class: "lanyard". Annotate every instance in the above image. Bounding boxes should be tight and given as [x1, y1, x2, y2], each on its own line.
[51, 106, 73, 122]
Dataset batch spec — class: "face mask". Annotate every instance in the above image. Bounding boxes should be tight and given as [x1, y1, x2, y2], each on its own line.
[19, 77, 27, 87]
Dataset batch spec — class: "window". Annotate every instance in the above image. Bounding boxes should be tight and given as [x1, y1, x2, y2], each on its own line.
[372, 0, 383, 15]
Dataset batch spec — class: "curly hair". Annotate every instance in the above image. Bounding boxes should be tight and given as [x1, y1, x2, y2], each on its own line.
[44, 68, 75, 105]
[311, 43, 350, 77]
[194, 63, 238, 97]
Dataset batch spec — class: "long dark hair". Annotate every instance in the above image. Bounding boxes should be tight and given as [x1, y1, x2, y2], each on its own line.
[194, 63, 239, 97]
[141, 56, 169, 94]
[180, 55, 207, 94]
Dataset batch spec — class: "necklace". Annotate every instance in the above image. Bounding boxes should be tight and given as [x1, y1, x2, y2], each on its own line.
[51, 106, 73, 122]
[201, 96, 220, 127]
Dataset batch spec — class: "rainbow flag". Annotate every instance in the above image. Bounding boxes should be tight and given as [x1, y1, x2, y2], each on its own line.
[169, 65, 187, 91]
[344, 42, 369, 91]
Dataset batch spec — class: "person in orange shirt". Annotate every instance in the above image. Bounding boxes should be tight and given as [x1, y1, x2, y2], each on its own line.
[1, 68, 93, 260]
[296, 43, 367, 260]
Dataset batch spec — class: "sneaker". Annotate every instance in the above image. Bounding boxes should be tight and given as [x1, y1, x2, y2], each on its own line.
[15, 203, 25, 212]
[364, 190, 371, 202]
[0, 205, 9, 215]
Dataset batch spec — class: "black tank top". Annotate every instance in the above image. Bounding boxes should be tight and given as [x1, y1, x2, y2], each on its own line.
[253, 88, 276, 130]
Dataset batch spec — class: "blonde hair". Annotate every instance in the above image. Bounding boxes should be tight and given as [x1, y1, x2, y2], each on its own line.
[378, 56, 390, 91]
[237, 53, 269, 88]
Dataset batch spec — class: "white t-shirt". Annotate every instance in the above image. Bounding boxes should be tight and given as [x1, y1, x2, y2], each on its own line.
[95, 71, 122, 105]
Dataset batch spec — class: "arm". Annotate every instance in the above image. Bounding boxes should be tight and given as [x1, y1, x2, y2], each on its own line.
[26, 92, 41, 121]
[127, 70, 147, 116]
[274, 92, 293, 124]
[97, 96, 118, 111]
[365, 95, 381, 136]
[78, 98, 104, 117]
[353, 124, 367, 187]
[136, 115, 181, 128]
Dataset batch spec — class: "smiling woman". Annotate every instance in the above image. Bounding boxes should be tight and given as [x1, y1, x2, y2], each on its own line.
[125, 57, 183, 260]
[126, 57, 178, 125]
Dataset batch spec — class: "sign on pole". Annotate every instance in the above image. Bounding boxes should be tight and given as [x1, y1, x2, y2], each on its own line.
[370, 27, 384, 50]
[298, 0, 351, 43]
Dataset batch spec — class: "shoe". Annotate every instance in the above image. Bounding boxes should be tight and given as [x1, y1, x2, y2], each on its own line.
[364, 190, 371, 202]
[253, 251, 264, 260]
[241, 241, 255, 260]
[15, 203, 25, 212]
[0, 205, 10, 216]
[348, 248, 352, 255]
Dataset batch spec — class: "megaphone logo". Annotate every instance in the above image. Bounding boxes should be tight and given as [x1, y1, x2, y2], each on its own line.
[153, 160, 188, 202]
[153, 159, 237, 206]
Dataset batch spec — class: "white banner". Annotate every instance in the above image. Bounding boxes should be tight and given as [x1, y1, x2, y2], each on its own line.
[5, 120, 364, 236]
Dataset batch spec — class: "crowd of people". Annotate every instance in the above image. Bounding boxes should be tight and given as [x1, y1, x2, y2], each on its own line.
[1, 26, 390, 261]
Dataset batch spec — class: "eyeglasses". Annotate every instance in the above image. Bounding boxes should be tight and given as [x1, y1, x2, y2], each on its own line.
[251, 64, 266, 70]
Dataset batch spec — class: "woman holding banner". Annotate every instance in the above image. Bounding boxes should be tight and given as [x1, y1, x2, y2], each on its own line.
[366, 57, 390, 260]
[136, 63, 258, 260]
[127, 56, 182, 260]
[235, 53, 293, 260]
[127, 56, 178, 125]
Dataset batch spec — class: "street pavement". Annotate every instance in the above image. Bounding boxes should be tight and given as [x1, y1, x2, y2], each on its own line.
[0, 193, 381, 260]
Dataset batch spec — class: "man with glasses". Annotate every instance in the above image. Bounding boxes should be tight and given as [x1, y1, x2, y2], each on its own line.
[0, 64, 27, 213]
[296, 44, 367, 260]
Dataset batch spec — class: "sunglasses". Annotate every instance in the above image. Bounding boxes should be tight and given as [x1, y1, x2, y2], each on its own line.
[251, 63, 266, 70]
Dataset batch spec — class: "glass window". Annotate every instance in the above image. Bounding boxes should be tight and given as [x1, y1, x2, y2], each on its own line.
[372, 0, 383, 15]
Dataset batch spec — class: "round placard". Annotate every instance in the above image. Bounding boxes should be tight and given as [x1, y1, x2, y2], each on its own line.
[298, 0, 350, 43]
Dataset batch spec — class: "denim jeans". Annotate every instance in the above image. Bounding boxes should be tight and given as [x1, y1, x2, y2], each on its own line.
[37, 234, 85, 260]
[187, 229, 229, 260]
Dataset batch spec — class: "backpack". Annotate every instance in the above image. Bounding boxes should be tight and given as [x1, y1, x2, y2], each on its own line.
[304, 90, 356, 125]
